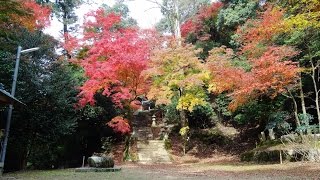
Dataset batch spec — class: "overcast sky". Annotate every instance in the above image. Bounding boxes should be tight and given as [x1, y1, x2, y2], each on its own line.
[44, 0, 163, 39]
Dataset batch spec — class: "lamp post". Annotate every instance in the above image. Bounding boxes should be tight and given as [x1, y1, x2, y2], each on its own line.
[0, 46, 39, 166]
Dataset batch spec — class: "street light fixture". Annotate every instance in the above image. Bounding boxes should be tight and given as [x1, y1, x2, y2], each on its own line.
[21, 47, 40, 54]
[0, 46, 39, 169]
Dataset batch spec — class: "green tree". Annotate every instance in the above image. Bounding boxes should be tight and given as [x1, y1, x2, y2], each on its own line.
[149, 0, 209, 44]
[0, 28, 81, 170]
[102, 1, 137, 27]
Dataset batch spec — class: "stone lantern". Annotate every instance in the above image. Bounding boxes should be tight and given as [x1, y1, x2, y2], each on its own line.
[151, 114, 157, 139]
[151, 114, 157, 127]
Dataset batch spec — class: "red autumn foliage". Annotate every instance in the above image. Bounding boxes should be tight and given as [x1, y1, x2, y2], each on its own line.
[71, 9, 152, 108]
[197, 1, 223, 21]
[181, 2, 223, 38]
[207, 6, 300, 111]
[22, 0, 51, 28]
[62, 33, 79, 53]
[181, 19, 197, 37]
[107, 116, 131, 135]
[130, 100, 142, 111]
[7, 0, 51, 30]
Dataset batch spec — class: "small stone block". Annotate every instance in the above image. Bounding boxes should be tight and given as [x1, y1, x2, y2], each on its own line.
[75, 167, 121, 172]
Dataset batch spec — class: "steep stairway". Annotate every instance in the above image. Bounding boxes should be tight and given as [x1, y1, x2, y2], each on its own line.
[133, 110, 171, 164]
[137, 140, 171, 164]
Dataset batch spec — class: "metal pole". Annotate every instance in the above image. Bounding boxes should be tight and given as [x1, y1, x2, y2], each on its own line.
[0, 46, 22, 164]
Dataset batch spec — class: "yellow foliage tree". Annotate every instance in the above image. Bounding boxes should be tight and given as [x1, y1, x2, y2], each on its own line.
[282, 0, 320, 30]
[143, 43, 209, 126]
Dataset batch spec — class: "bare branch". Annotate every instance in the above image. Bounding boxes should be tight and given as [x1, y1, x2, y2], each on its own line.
[281, 93, 291, 98]
[145, 0, 170, 12]
[144, 6, 161, 12]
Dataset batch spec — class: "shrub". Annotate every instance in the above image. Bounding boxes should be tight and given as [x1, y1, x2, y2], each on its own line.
[266, 111, 292, 135]
[164, 139, 172, 150]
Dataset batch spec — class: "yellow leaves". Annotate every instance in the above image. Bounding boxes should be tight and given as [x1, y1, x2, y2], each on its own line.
[144, 43, 209, 112]
[177, 92, 207, 112]
[179, 126, 190, 137]
[284, 13, 320, 31]
[207, 83, 218, 94]
[147, 86, 173, 105]
[283, 0, 320, 31]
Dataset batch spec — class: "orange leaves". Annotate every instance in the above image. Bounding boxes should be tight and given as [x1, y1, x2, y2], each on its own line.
[22, 0, 51, 28]
[236, 6, 285, 58]
[207, 46, 300, 111]
[107, 116, 131, 135]
[8, 0, 51, 30]
[232, 46, 299, 110]
[209, 5, 301, 111]
[207, 46, 243, 94]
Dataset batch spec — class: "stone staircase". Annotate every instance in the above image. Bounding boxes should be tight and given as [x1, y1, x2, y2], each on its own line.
[133, 110, 171, 164]
[137, 140, 171, 164]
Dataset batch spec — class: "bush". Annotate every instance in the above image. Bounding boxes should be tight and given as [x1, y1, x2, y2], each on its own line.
[163, 96, 180, 124]
[101, 137, 114, 154]
[266, 111, 292, 135]
[241, 150, 281, 162]
[296, 113, 318, 134]
[164, 139, 172, 150]
[188, 104, 215, 129]
[191, 128, 231, 145]
[28, 143, 64, 169]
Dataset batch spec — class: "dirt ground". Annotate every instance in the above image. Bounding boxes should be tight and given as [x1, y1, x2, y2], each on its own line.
[2, 162, 320, 180]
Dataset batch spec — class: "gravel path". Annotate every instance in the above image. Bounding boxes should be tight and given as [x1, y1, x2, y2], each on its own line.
[2, 162, 320, 180]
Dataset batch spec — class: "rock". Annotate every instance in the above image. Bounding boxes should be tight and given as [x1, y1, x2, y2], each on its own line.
[88, 155, 114, 168]
[268, 129, 275, 140]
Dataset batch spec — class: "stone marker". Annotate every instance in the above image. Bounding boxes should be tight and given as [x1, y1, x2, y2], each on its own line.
[88, 155, 114, 168]
[268, 129, 275, 140]
[75, 155, 121, 173]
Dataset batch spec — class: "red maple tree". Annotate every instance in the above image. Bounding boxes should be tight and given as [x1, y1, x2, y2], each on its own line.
[107, 116, 131, 135]
[7, 0, 51, 30]
[181, 2, 223, 38]
[69, 9, 151, 108]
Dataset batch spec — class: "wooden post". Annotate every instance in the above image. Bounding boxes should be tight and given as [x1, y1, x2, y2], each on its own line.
[260, 132, 266, 142]
[279, 150, 283, 164]
[268, 129, 275, 140]
[82, 156, 85, 167]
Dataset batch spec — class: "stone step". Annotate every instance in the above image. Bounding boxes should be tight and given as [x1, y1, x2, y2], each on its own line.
[136, 140, 171, 164]
[133, 127, 154, 141]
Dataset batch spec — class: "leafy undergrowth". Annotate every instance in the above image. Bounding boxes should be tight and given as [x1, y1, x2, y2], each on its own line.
[108, 143, 125, 164]
[107, 138, 138, 164]
[167, 123, 255, 164]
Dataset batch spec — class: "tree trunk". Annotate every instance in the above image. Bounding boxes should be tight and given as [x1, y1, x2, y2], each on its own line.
[58, 1, 71, 59]
[309, 54, 320, 131]
[61, 1, 68, 36]
[299, 74, 307, 116]
[179, 110, 187, 127]
[173, 0, 182, 45]
[311, 74, 320, 130]
[289, 90, 301, 127]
